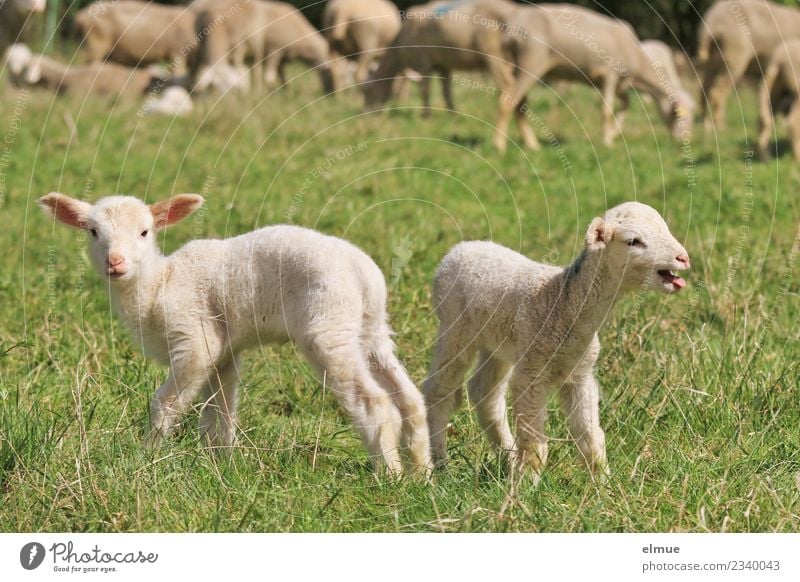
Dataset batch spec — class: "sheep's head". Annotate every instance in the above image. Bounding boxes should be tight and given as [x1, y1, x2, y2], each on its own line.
[39, 193, 203, 284]
[662, 89, 696, 141]
[585, 202, 690, 294]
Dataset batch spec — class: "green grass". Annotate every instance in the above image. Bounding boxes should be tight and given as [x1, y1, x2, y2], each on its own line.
[1, 67, 798, 532]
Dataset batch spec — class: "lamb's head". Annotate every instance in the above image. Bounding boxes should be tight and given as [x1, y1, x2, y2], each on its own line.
[585, 202, 690, 294]
[39, 193, 203, 283]
[662, 88, 696, 141]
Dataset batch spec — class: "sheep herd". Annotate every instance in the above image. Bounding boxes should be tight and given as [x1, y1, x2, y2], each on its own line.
[10, 0, 796, 481]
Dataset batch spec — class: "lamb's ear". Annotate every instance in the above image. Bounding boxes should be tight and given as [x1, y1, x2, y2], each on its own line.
[38, 193, 93, 229]
[586, 216, 614, 250]
[150, 194, 204, 229]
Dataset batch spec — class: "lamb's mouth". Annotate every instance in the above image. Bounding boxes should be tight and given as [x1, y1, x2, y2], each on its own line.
[658, 269, 686, 291]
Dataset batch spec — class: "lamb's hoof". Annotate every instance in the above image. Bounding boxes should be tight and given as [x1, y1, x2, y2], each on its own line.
[142, 429, 163, 450]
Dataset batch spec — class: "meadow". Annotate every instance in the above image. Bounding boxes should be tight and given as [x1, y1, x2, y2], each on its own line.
[0, 65, 798, 532]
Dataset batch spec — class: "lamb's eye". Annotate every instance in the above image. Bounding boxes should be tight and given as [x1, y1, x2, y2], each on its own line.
[89, 228, 98, 239]
[626, 238, 645, 247]
[140, 230, 149, 238]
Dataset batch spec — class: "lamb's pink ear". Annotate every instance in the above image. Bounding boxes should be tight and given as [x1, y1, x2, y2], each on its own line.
[586, 216, 614, 250]
[38, 193, 93, 229]
[150, 194, 204, 229]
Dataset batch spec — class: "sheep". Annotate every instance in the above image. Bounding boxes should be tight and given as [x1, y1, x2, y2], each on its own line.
[74, 1, 198, 76]
[491, 3, 695, 152]
[423, 202, 691, 482]
[698, 0, 800, 130]
[322, 0, 401, 87]
[641, 40, 696, 114]
[364, 0, 519, 117]
[0, 0, 44, 56]
[8, 45, 162, 97]
[757, 40, 800, 161]
[191, 0, 334, 94]
[38, 193, 430, 476]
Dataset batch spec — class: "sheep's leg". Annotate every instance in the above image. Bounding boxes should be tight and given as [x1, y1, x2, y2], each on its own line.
[558, 376, 609, 480]
[441, 72, 455, 111]
[788, 99, 800, 162]
[601, 72, 622, 146]
[509, 370, 549, 484]
[608, 89, 630, 143]
[514, 97, 539, 151]
[302, 335, 403, 476]
[467, 351, 514, 457]
[757, 88, 776, 161]
[420, 76, 432, 117]
[263, 53, 282, 91]
[423, 333, 475, 466]
[354, 49, 374, 85]
[368, 337, 432, 475]
[199, 358, 241, 451]
[144, 352, 217, 449]
[494, 71, 541, 153]
[700, 58, 719, 131]
[708, 47, 751, 130]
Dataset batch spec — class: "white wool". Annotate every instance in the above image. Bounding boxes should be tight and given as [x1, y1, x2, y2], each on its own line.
[423, 202, 690, 483]
[38, 193, 430, 476]
[143, 86, 194, 117]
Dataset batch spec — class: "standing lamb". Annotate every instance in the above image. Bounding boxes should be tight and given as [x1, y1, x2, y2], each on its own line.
[322, 0, 401, 87]
[698, 0, 800, 129]
[74, 1, 198, 75]
[757, 40, 800, 161]
[491, 3, 695, 152]
[424, 202, 690, 482]
[38, 193, 430, 476]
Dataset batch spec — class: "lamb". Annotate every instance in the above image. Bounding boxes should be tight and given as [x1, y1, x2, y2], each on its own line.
[698, 0, 800, 129]
[423, 202, 690, 482]
[491, 3, 695, 152]
[322, 0, 401, 87]
[75, 1, 198, 75]
[364, 0, 518, 117]
[8, 45, 161, 97]
[38, 193, 430, 476]
[191, 0, 334, 94]
[757, 40, 800, 161]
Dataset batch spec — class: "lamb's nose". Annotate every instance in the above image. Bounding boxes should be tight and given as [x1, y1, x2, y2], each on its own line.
[107, 253, 125, 267]
[676, 254, 691, 269]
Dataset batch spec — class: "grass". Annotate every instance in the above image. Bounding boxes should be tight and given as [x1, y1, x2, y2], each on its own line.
[0, 65, 798, 532]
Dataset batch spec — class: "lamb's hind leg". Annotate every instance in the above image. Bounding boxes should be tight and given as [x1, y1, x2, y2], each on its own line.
[199, 357, 241, 452]
[468, 350, 514, 458]
[302, 332, 403, 476]
[559, 375, 609, 480]
[422, 327, 475, 467]
[368, 332, 432, 475]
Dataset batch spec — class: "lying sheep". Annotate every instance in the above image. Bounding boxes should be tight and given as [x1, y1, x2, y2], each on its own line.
[322, 0, 401, 87]
[424, 202, 690, 481]
[492, 4, 695, 152]
[191, 0, 334, 94]
[38, 193, 430, 476]
[7, 44, 161, 97]
[698, 0, 800, 129]
[757, 40, 800, 161]
[75, 1, 198, 75]
[364, 0, 518, 117]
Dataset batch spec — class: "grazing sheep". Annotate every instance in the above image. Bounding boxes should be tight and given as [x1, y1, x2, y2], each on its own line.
[757, 41, 800, 161]
[364, 0, 518, 117]
[38, 193, 430, 476]
[492, 3, 695, 152]
[75, 1, 198, 75]
[698, 0, 800, 129]
[322, 0, 401, 87]
[191, 0, 334, 94]
[8, 45, 161, 97]
[423, 202, 690, 482]
[0, 0, 44, 56]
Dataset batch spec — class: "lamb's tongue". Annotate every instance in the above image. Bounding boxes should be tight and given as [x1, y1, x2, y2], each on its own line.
[662, 271, 686, 289]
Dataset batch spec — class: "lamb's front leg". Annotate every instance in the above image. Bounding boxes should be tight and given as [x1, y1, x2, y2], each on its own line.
[510, 370, 549, 484]
[144, 351, 217, 449]
[199, 358, 241, 452]
[559, 375, 609, 480]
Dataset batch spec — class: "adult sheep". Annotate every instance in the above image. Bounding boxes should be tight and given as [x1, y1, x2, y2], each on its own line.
[74, 1, 197, 75]
[322, 0, 401, 87]
[424, 202, 690, 481]
[0, 0, 44, 56]
[38, 193, 430, 476]
[698, 0, 800, 129]
[191, 0, 334, 94]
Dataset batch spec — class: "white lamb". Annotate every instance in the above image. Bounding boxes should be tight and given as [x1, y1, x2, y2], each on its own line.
[423, 202, 690, 482]
[39, 193, 430, 476]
